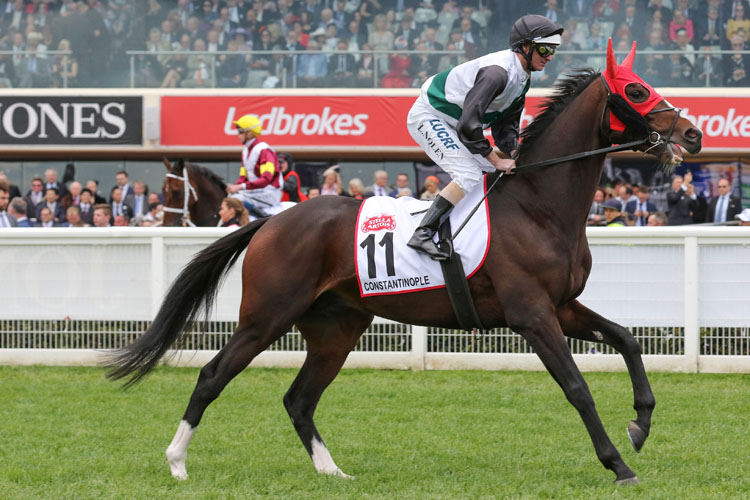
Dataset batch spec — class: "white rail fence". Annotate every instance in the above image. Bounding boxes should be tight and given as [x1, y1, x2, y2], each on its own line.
[1, 227, 749, 372]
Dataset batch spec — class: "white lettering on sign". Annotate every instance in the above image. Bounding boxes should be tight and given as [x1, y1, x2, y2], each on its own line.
[224, 106, 369, 137]
[682, 108, 750, 138]
[0, 101, 129, 139]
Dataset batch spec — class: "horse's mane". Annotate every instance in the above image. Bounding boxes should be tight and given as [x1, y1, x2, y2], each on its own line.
[518, 68, 600, 156]
[179, 161, 227, 191]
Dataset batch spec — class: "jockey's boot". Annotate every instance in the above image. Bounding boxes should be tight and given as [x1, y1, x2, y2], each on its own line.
[407, 195, 453, 261]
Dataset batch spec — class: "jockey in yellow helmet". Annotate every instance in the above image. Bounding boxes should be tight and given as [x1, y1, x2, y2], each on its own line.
[226, 114, 283, 216]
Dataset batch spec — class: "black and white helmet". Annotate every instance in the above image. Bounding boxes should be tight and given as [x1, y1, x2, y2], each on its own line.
[509, 14, 564, 49]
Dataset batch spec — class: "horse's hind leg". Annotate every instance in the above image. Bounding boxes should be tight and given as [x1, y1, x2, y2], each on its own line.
[284, 302, 373, 478]
[557, 300, 655, 452]
[506, 303, 638, 484]
[166, 316, 290, 479]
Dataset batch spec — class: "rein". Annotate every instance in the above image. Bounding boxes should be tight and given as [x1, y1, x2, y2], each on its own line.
[163, 167, 199, 227]
[451, 75, 681, 240]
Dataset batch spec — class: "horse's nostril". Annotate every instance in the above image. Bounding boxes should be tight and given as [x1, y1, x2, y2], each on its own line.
[685, 127, 702, 141]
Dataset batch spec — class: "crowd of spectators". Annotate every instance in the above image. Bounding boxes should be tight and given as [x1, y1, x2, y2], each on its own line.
[1, 0, 749, 89]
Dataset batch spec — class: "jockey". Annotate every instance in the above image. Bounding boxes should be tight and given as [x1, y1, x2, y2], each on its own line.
[406, 14, 563, 260]
[226, 114, 283, 216]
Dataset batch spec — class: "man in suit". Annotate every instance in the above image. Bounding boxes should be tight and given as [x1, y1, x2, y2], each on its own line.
[8, 197, 31, 227]
[0, 171, 21, 199]
[44, 168, 68, 200]
[705, 178, 742, 223]
[130, 181, 149, 217]
[327, 38, 356, 87]
[61, 181, 83, 208]
[625, 185, 658, 227]
[110, 170, 132, 202]
[36, 206, 60, 228]
[667, 174, 697, 225]
[0, 186, 17, 227]
[695, 6, 724, 48]
[24, 177, 45, 224]
[37, 187, 67, 223]
[78, 188, 95, 225]
[364, 170, 393, 198]
[110, 187, 134, 219]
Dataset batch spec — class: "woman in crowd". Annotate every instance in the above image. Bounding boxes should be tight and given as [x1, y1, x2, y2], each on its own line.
[218, 197, 249, 228]
[368, 14, 394, 75]
[726, 4, 750, 43]
[52, 39, 78, 88]
[320, 166, 343, 195]
[347, 178, 365, 200]
[669, 9, 694, 43]
[420, 176, 440, 201]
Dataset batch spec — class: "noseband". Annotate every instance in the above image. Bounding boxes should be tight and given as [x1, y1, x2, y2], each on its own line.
[163, 167, 198, 227]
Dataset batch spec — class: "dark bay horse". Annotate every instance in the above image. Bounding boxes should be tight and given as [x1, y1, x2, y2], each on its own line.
[161, 159, 226, 227]
[109, 42, 702, 484]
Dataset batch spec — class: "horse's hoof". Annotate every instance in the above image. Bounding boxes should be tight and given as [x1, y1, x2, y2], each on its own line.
[166, 452, 188, 480]
[326, 468, 354, 479]
[627, 420, 648, 452]
[614, 475, 639, 485]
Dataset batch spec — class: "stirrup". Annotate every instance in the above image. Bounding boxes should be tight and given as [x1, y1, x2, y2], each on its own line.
[408, 230, 450, 261]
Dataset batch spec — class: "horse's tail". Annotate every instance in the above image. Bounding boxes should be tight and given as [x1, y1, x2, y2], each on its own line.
[106, 218, 269, 387]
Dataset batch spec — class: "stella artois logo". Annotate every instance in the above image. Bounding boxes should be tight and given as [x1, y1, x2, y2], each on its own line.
[361, 213, 396, 232]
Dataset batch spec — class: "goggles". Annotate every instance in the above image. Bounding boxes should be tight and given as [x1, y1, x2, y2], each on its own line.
[535, 44, 557, 57]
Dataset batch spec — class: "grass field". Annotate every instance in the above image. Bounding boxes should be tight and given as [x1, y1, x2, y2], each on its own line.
[1, 366, 749, 500]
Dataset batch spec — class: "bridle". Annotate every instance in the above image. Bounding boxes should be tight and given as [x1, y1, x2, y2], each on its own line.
[163, 167, 198, 227]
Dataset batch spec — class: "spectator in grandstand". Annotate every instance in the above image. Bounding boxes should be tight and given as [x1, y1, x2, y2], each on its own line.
[420, 175, 440, 201]
[110, 187, 133, 219]
[17, 32, 51, 88]
[369, 14, 394, 75]
[131, 181, 149, 218]
[44, 168, 68, 200]
[0, 171, 20, 200]
[667, 173, 697, 225]
[588, 187, 606, 226]
[566, 0, 593, 21]
[110, 170, 131, 202]
[626, 186, 657, 227]
[736, 209, 750, 226]
[36, 206, 59, 227]
[63, 205, 87, 227]
[380, 36, 411, 87]
[705, 178, 742, 223]
[61, 181, 82, 208]
[616, 4, 646, 44]
[389, 173, 413, 198]
[92, 204, 112, 227]
[320, 166, 343, 195]
[647, 211, 668, 226]
[38, 187, 66, 223]
[446, 27, 476, 61]
[85, 180, 107, 205]
[696, 46, 724, 86]
[695, 6, 724, 48]
[24, 177, 45, 223]
[726, 4, 750, 43]
[138, 202, 163, 226]
[0, 186, 14, 227]
[307, 187, 321, 198]
[407, 14, 562, 259]
[644, 9, 668, 46]
[364, 169, 391, 197]
[217, 39, 247, 87]
[113, 213, 130, 226]
[724, 35, 750, 86]
[328, 38, 356, 86]
[279, 153, 308, 203]
[356, 42, 375, 86]
[347, 178, 365, 200]
[539, 0, 566, 27]
[664, 49, 695, 86]
[160, 33, 191, 88]
[669, 9, 694, 43]
[226, 114, 283, 217]
[8, 197, 30, 227]
[218, 197, 249, 227]
[296, 38, 328, 87]
[181, 38, 213, 88]
[247, 29, 280, 87]
[674, 28, 696, 67]
[614, 184, 636, 211]
[602, 198, 627, 227]
[410, 41, 437, 87]
[79, 188, 94, 225]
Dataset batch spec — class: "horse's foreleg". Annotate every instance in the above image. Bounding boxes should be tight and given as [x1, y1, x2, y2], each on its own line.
[285, 309, 372, 478]
[557, 300, 655, 452]
[509, 307, 638, 484]
[166, 319, 288, 480]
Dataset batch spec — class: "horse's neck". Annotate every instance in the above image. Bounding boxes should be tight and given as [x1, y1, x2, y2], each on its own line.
[516, 82, 607, 225]
[192, 170, 225, 224]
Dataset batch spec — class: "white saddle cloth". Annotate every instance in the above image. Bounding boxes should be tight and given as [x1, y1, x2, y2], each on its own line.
[355, 177, 490, 297]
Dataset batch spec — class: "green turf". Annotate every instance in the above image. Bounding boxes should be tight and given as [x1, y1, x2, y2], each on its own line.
[0, 366, 749, 499]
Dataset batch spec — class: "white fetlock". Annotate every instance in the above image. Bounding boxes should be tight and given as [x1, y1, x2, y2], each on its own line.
[311, 437, 352, 479]
[166, 420, 195, 480]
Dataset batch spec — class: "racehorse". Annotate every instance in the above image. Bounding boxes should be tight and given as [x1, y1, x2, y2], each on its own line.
[109, 41, 702, 484]
[161, 159, 226, 227]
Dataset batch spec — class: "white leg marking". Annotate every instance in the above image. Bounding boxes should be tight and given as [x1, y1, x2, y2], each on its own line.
[166, 420, 195, 480]
[310, 437, 351, 478]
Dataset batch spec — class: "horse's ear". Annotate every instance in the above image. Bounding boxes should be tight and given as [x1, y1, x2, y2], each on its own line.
[162, 157, 172, 171]
[621, 41, 637, 71]
[605, 38, 618, 80]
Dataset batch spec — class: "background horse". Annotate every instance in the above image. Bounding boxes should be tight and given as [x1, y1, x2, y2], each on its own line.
[110, 43, 702, 484]
[161, 159, 226, 227]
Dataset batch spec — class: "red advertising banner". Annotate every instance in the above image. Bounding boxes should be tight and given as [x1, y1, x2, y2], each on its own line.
[161, 95, 750, 151]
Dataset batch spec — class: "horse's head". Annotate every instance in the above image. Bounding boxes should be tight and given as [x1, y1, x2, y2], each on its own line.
[161, 158, 198, 227]
[603, 38, 702, 167]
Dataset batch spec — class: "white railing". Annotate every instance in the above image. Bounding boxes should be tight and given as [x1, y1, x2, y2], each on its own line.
[1, 226, 749, 372]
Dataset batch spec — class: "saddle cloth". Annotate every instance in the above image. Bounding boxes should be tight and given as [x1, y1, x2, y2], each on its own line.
[355, 177, 490, 297]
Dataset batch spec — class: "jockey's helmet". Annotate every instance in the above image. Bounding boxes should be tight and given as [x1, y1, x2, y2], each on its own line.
[509, 15, 564, 49]
[233, 114, 262, 136]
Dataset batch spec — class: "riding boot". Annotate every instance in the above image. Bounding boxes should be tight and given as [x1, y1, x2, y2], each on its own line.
[407, 195, 453, 261]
